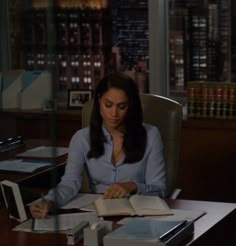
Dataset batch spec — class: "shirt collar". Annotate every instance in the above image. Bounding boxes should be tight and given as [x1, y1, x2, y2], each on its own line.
[102, 125, 112, 142]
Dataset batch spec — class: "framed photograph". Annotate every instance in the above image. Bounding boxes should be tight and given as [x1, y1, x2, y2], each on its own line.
[0, 180, 39, 222]
[1, 180, 27, 222]
[68, 90, 92, 109]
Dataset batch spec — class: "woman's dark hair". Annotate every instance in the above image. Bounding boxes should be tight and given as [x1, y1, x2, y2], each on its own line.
[87, 72, 147, 163]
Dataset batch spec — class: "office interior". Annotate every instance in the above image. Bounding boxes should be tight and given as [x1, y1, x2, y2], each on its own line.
[1, 1, 236, 245]
[0, 0, 236, 211]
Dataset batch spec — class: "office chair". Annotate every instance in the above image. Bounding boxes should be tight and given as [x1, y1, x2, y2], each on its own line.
[139, 94, 183, 198]
[80, 94, 183, 198]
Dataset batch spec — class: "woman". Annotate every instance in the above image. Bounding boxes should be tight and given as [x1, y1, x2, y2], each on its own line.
[30, 72, 166, 218]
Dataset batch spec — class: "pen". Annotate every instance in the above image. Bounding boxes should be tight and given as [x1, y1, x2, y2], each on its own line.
[41, 193, 46, 201]
[40, 193, 46, 219]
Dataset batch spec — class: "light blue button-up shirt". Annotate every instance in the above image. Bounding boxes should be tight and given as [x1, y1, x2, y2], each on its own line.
[46, 123, 167, 206]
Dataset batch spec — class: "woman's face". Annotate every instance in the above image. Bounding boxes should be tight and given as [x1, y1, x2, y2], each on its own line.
[99, 88, 129, 131]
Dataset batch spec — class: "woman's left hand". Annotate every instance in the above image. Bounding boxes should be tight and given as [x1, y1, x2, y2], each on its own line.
[103, 182, 137, 199]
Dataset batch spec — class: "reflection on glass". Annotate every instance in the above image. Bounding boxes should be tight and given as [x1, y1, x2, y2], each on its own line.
[169, 0, 235, 99]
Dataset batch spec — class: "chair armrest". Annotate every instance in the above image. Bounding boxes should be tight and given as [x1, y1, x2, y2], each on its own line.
[168, 188, 182, 199]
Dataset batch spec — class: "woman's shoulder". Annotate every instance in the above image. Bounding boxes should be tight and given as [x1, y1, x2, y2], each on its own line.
[71, 127, 90, 141]
[143, 122, 159, 132]
[68, 127, 90, 150]
[143, 123, 161, 137]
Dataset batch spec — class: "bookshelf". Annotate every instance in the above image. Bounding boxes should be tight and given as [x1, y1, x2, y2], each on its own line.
[187, 81, 236, 120]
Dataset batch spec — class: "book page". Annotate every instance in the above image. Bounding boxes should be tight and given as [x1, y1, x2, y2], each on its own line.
[94, 197, 135, 216]
[129, 195, 173, 216]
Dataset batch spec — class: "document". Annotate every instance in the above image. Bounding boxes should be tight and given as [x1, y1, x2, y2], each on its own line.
[16, 146, 68, 159]
[61, 193, 101, 210]
[0, 159, 52, 173]
[32, 212, 100, 231]
[94, 195, 173, 217]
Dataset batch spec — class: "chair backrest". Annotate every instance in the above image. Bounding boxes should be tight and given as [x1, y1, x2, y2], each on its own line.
[81, 94, 183, 196]
[139, 94, 182, 196]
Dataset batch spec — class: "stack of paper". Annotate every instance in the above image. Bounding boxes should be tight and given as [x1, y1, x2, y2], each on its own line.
[14, 212, 101, 232]
[16, 146, 68, 159]
[0, 159, 52, 173]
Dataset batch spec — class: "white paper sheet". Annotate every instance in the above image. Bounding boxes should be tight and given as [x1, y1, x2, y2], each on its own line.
[61, 193, 101, 210]
[16, 146, 68, 158]
[0, 159, 52, 172]
[33, 212, 101, 231]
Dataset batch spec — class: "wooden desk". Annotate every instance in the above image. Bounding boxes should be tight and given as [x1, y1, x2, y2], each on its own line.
[166, 199, 236, 245]
[0, 139, 68, 187]
[0, 199, 236, 246]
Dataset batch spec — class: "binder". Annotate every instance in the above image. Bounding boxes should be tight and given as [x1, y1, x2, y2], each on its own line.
[1, 70, 23, 109]
[20, 70, 52, 110]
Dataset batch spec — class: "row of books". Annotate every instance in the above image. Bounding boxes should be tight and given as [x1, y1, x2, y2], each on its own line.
[187, 81, 236, 119]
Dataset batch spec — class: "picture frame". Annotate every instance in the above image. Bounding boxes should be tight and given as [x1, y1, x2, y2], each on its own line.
[1, 180, 27, 222]
[0, 180, 39, 222]
[68, 90, 92, 109]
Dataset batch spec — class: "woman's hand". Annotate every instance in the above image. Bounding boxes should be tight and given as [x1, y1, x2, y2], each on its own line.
[103, 182, 137, 199]
[29, 199, 53, 218]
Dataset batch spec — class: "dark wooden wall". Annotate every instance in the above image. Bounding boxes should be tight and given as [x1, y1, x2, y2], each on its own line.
[178, 119, 236, 203]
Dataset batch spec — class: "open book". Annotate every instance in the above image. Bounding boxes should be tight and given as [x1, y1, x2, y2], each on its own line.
[94, 195, 173, 217]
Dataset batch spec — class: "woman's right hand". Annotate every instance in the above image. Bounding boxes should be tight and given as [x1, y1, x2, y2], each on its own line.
[30, 200, 53, 218]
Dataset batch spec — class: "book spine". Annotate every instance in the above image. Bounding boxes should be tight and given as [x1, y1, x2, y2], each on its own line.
[187, 83, 196, 118]
[215, 86, 223, 119]
[195, 84, 202, 118]
[231, 85, 236, 119]
[187, 82, 236, 120]
[222, 84, 229, 119]
[207, 83, 216, 119]
[201, 84, 208, 118]
[228, 84, 235, 119]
